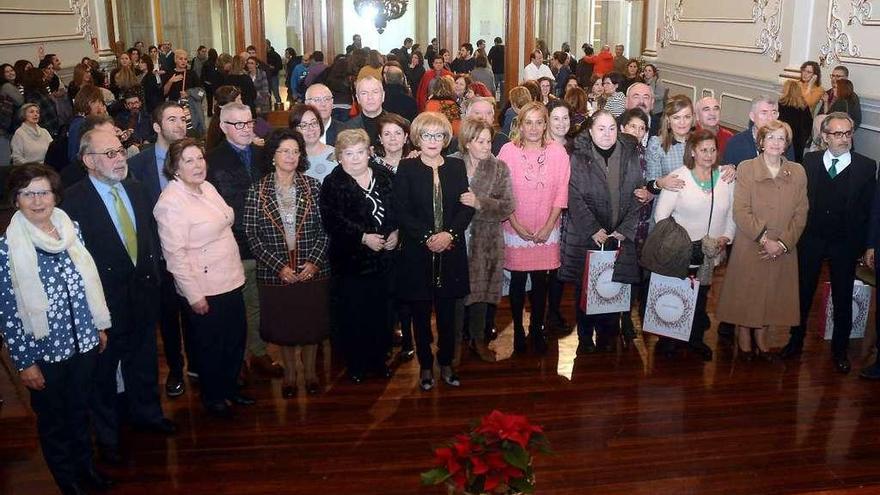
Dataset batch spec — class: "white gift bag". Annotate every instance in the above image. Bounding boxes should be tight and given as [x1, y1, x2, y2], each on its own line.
[642, 273, 699, 342]
[579, 248, 631, 315]
[820, 281, 872, 340]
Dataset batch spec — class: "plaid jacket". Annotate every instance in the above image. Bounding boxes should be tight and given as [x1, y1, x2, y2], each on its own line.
[244, 172, 330, 285]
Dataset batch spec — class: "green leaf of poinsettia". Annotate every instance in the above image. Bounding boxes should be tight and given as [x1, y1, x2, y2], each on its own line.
[503, 445, 530, 470]
[420, 468, 451, 485]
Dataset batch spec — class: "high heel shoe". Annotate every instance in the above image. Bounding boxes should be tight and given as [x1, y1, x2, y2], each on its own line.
[755, 347, 776, 362]
[738, 347, 755, 362]
[419, 369, 435, 391]
[440, 366, 461, 387]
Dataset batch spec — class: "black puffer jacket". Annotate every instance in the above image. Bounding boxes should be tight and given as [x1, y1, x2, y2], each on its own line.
[559, 132, 645, 285]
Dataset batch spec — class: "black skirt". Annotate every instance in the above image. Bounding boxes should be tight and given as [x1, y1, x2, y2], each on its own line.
[259, 278, 330, 346]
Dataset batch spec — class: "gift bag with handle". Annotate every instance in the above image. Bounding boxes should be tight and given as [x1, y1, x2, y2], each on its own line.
[642, 272, 699, 342]
[579, 243, 632, 315]
[819, 281, 872, 340]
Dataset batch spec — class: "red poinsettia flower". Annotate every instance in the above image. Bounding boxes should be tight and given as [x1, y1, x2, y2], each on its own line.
[476, 410, 544, 448]
[434, 446, 462, 474]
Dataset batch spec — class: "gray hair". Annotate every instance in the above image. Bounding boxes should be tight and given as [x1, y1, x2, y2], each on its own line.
[463, 96, 496, 115]
[219, 102, 251, 120]
[78, 128, 115, 160]
[305, 83, 331, 98]
[17, 102, 39, 121]
[750, 95, 778, 114]
[821, 111, 855, 134]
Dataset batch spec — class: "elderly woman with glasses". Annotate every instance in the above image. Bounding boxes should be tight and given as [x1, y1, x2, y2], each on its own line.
[497, 101, 571, 355]
[0, 164, 112, 494]
[244, 128, 329, 397]
[289, 103, 337, 183]
[395, 112, 474, 390]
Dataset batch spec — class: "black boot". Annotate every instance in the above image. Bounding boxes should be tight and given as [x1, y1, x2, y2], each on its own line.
[513, 325, 527, 354]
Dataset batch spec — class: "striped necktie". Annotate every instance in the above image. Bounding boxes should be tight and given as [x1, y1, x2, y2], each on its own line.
[110, 186, 138, 265]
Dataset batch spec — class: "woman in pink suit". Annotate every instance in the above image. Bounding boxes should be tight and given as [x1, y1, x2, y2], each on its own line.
[497, 101, 570, 354]
[153, 138, 250, 418]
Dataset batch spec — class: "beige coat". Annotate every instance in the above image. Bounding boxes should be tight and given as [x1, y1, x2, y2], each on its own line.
[716, 156, 808, 328]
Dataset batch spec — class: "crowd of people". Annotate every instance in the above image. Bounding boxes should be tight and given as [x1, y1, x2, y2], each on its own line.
[0, 32, 879, 495]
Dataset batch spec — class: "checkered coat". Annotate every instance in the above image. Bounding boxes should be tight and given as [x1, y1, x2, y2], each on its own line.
[244, 172, 330, 285]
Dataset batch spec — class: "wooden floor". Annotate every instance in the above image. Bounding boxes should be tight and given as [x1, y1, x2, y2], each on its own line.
[2, 268, 880, 495]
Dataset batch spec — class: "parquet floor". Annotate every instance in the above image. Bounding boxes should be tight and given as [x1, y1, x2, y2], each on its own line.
[2, 267, 880, 495]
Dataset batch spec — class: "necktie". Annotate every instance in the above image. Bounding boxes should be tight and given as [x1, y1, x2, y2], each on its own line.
[829, 158, 839, 179]
[236, 146, 253, 179]
[110, 186, 138, 265]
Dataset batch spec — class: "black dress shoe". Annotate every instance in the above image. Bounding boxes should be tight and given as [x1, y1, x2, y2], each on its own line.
[398, 348, 415, 361]
[513, 327, 528, 355]
[205, 402, 233, 418]
[306, 381, 320, 395]
[165, 375, 185, 397]
[834, 356, 851, 374]
[59, 482, 87, 495]
[530, 333, 548, 355]
[78, 467, 114, 491]
[778, 341, 803, 360]
[689, 342, 713, 362]
[281, 385, 297, 398]
[98, 445, 122, 465]
[348, 372, 364, 384]
[576, 341, 596, 355]
[372, 365, 394, 379]
[229, 394, 256, 406]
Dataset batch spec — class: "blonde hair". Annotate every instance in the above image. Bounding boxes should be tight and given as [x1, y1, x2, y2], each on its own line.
[410, 111, 453, 148]
[458, 117, 495, 154]
[756, 119, 793, 150]
[334, 129, 371, 160]
[508, 86, 533, 111]
[510, 101, 550, 148]
[779, 79, 807, 110]
[432, 75, 456, 100]
[230, 55, 247, 75]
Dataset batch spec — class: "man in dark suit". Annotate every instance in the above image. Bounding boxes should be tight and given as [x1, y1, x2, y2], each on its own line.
[206, 102, 282, 383]
[722, 96, 794, 166]
[340, 76, 388, 147]
[64, 129, 175, 465]
[304, 83, 342, 146]
[128, 101, 193, 397]
[860, 181, 880, 379]
[382, 66, 417, 122]
[779, 113, 877, 373]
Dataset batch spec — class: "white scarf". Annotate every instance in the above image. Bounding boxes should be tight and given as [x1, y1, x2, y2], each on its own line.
[5, 208, 111, 340]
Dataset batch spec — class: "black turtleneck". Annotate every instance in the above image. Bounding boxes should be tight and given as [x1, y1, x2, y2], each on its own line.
[594, 142, 616, 164]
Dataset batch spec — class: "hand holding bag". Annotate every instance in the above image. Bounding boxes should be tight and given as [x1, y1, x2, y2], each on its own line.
[579, 241, 632, 315]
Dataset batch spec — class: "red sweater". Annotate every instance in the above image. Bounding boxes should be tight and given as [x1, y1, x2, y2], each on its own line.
[582, 52, 614, 77]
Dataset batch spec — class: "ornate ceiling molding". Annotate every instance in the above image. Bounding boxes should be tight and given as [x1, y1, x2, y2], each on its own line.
[819, 0, 864, 66]
[0, 0, 95, 46]
[71, 0, 96, 42]
[659, 0, 783, 61]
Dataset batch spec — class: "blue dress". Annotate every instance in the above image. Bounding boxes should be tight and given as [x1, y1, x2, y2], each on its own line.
[0, 234, 101, 371]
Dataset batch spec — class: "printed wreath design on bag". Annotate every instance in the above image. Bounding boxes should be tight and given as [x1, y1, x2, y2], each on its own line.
[829, 291, 871, 328]
[646, 285, 695, 330]
[588, 261, 628, 305]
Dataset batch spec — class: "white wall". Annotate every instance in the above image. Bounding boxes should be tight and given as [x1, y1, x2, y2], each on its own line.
[0, 0, 103, 75]
[650, 0, 880, 160]
[469, 0, 504, 47]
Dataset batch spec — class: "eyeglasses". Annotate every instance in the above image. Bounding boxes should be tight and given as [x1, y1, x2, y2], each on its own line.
[275, 148, 300, 156]
[83, 147, 126, 159]
[18, 189, 52, 200]
[223, 120, 256, 130]
[420, 132, 447, 142]
[826, 130, 853, 138]
[305, 96, 333, 104]
[296, 121, 320, 130]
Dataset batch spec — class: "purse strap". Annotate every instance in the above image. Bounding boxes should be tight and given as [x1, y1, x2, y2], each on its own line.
[706, 171, 715, 236]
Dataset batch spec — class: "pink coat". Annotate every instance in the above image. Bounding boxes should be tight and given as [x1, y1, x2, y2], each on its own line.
[153, 179, 245, 304]
[497, 141, 570, 271]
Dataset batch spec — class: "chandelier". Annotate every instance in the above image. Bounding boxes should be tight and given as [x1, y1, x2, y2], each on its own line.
[354, 0, 408, 34]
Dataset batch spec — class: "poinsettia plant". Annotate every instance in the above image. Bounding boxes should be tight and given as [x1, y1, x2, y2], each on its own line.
[421, 410, 551, 494]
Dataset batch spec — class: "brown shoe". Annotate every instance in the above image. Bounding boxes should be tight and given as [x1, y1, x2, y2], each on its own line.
[250, 354, 284, 378]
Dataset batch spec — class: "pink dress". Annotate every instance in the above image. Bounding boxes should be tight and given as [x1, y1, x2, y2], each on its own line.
[497, 141, 570, 271]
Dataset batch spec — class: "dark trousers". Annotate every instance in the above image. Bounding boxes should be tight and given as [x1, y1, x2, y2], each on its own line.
[186, 287, 247, 406]
[397, 300, 414, 351]
[691, 285, 711, 344]
[159, 268, 195, 378]
[411, 296, 457, 370]
[792, 236, 859, 356]
[509, 269, 554, 331]
[337, 273, 392, 375]
[30, 349, 97, 487]
[573, 284, 619, 346]
[547, 273, 565, 320]
[91, 320, 164, 448]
